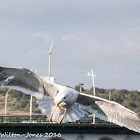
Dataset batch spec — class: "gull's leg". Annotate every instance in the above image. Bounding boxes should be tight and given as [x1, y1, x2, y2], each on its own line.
[48, 102, 59, 122]
[59, 108, 67, 124]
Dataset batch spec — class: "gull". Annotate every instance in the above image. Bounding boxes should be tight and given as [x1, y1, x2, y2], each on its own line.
[0, 67, 140, 133]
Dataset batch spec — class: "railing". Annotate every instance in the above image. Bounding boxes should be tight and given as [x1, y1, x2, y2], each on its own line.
[0, 115, 110, 124]
[0, 115, 48, 123]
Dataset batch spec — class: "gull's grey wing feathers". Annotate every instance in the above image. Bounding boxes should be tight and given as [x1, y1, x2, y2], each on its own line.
[0, 67, 59, 98]
[76, 92, 140, 133]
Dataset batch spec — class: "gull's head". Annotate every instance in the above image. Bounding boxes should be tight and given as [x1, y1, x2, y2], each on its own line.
[54, 86, 78, 106]
[54, 88, 69, 105]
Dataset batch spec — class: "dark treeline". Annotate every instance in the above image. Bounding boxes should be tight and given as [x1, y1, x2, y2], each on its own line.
[0, 86, 140, 115]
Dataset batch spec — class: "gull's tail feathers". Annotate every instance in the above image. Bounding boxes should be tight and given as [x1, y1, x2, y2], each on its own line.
[36, 97, 55, 116]
[62, 104, 87, 123]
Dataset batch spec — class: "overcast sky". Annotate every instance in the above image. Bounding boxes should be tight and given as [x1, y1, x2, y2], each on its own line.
[0, 0, 140, 91]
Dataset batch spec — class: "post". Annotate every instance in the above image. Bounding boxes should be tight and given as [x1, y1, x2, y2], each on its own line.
[48, 53, 51, 80]
[79, 83, 84, 93]
[87, 69, 96, 124]
[48, 41, 53, 81]
[109, 91, 111, 101]
[5, 89, 10, 115]
[30, 95, 33, 121]
[80, 86, 82, 93]
[92, 69, 96, 124]
[91, 69, 95, 96]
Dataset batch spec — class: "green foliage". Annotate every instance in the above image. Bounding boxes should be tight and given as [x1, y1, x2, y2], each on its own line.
[0, 87, 42, 115]
[0, 88, 8, 96]
[75, 85, 85, 92]
[75, 85, 80, 92]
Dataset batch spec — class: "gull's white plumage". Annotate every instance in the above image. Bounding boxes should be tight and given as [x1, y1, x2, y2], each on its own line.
[0, 67, 140, 133]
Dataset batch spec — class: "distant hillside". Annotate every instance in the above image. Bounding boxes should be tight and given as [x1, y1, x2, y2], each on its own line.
[76, 85, 140, 115]
[0, 88, 42, 115]
[0, 86, 140, 116]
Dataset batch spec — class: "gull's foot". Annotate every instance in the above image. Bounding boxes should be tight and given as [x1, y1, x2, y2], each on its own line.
[48, 102, 60, 122]
[58, 115, 64, 124]
[48, 114, 53, 122]
[58, 108, 66, 124]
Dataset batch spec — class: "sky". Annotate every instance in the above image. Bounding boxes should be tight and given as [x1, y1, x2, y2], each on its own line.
[0, 0, 140, 91]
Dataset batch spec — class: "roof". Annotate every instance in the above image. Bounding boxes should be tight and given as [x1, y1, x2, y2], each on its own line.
[0, 123, 139, 135]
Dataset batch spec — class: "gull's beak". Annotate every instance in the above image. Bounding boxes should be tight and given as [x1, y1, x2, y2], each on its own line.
[56, 101, 61, 106]
[53, 101, 61, 113]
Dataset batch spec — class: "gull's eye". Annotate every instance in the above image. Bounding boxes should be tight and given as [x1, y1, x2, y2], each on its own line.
[63, 96, 66, 99]
[56, 90, 59, 95]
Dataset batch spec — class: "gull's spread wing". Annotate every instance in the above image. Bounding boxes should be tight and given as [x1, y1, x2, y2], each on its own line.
[76, 92, 140, 133]
[0, 67, 59, 98]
